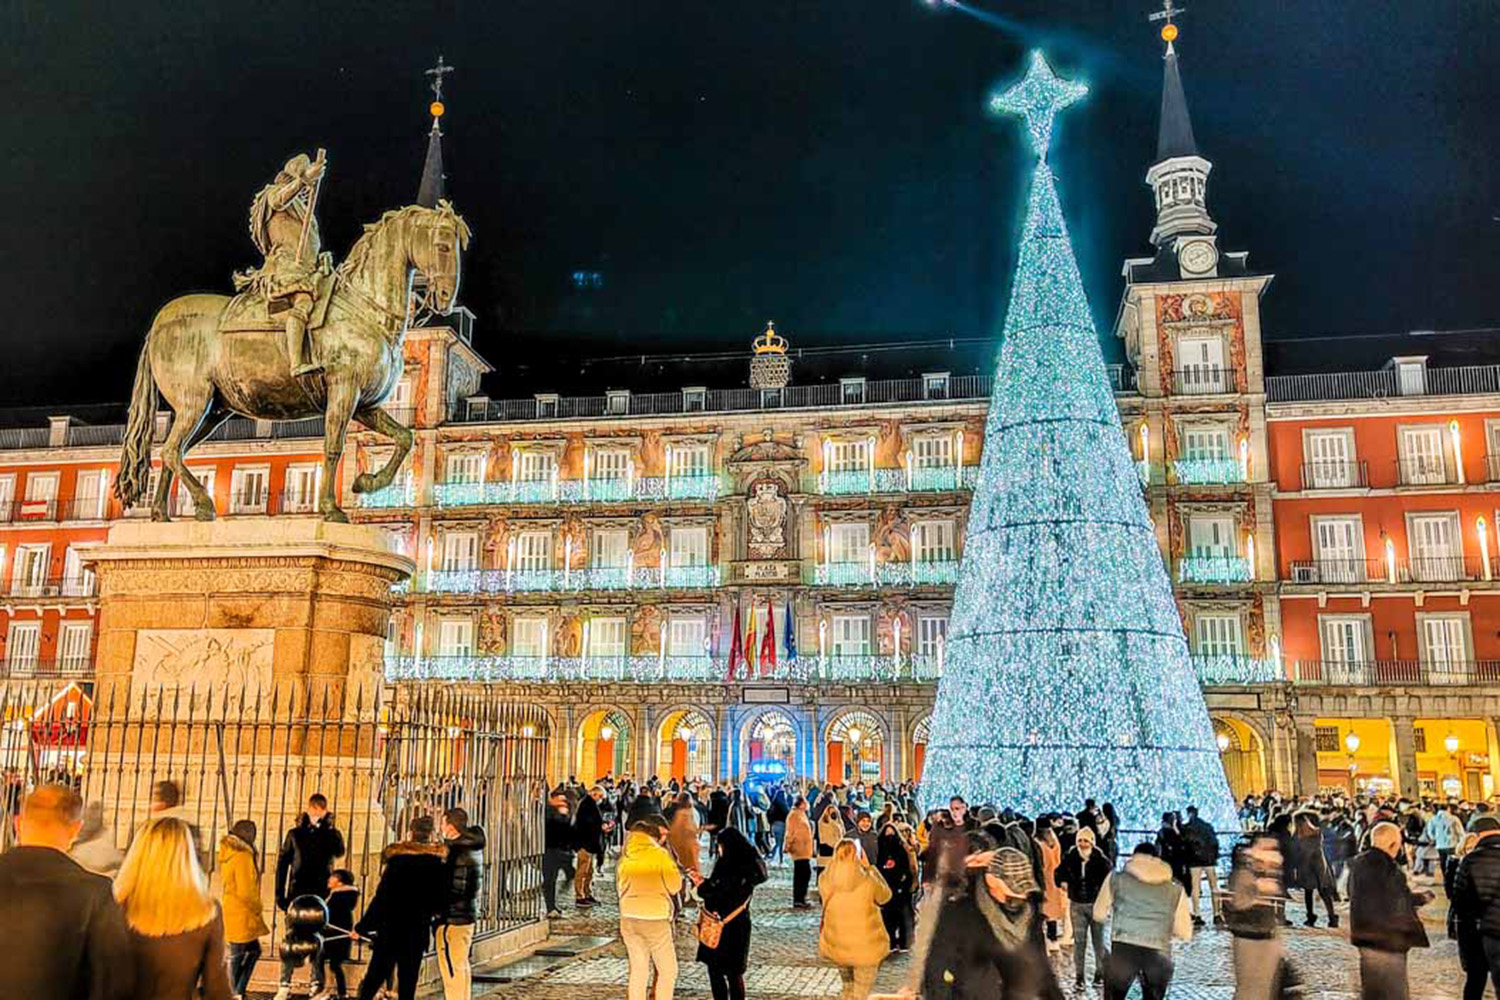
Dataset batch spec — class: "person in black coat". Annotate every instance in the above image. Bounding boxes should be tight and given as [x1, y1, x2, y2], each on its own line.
[1052, 827, 1113, 988]
[0, 784, 134, 1000]
[1291, 811, 1338, 927]
[1450, 818, 1500, 999]
[275, 794, 346, 910]
[692, 827, 768, 1000]
[1348, 823, 1432, 1000]
[878, 821, 916, 951]
[436, 808, 486, 998]
[354, 816, 448, 1000]
[318, 869, 359, 1000]
[543, 789, 575, 918]
[573, 788, 606, 906]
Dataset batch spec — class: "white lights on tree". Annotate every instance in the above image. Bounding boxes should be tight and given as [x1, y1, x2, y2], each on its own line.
[919, 51, 1238, 832]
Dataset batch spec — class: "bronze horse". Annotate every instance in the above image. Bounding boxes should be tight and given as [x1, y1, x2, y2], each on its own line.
[115, 201, 470, 522]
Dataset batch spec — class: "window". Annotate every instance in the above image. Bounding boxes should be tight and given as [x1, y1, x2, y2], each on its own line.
[683, 388, 707, 412]
[230, 467, 270, 513]
[1408, 512, 1462, 582]
[911, 520, 956, 563]
[760, 388, 783, 408]
[22, 472, 58, 518]
[916, 615, 949, 658]
[1182, 427, 1230, 461]
[1305, 429, 1357, 488]
[669, 526, 708, 567]
[1487, 421, 1500, 481]
[536, 395, 559, 419]
[1419, 615, 1470, 668]
[516, 451, 557, 482]
[176, 468, 215, 518]
[0, 475, 14, 517]
[606, 391, 630, 416]
[591, 529, 629, 568]
[73, 469, 108, 519]
[5, 621, 40, 672]
[512, 617, 549, 659]
[515, 531, 552, 571]
[385, 377, 412, 414]
[1400, 426, 1447, 485]
[1188, 516, 1235, 557]
[1413, 727, 1428, 753]
[1178, 336, 1227, 394]
[913, 435, 954, 469]
[586, 617, 627, 659]
[1314, 726, 1340, 753]
[590, 448, 631, 481]
[841, 378, 867, 405]
[437, 618, 475, 657]
[1312, 516, 1365, 583]
[1319, 615, 1371, 664]
[12, 544, 49, 596]
[62, 546, 94, 597]
[284, 464, 320, 514]
[1396, 360, 1426, 396]
[669, 444, 710, 478]
[828, 439, 870, 474]
[831, 615, 871, 657]
[669, 617, 708, 657]
[829, 522, 870, 564]
[445, 452, 485, 484]
[59, 622, 92, 672]
[1195, 615, 1244, 657]
[440, 532, 479, 573]
[923, 373, 950, 400]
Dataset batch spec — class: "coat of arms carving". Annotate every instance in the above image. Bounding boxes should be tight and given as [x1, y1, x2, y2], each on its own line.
[746, 481, 789, 558]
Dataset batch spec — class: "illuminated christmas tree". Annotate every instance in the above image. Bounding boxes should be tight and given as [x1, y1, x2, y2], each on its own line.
[920, 52, 1237, 832]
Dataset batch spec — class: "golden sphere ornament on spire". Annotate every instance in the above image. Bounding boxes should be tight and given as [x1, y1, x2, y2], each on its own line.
[430, 100, 446, 118]
[1161, 22, 1178, 42]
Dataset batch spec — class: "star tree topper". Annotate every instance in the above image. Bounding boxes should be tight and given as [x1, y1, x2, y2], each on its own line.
[990, 51, 1089, 161]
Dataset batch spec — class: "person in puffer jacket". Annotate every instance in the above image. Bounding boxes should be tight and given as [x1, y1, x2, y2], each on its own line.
[1093, 842, 1192, 1000]
[616, 817, 684, 1000]
[436, 808, 486, 1000]
[1225, 836, 1292, 1000]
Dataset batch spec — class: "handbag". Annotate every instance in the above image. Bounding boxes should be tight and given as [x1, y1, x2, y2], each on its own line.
[696, 898, 749, 949]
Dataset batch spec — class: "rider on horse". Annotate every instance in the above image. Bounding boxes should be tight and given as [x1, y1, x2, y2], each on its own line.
[236, 152, 330, 377]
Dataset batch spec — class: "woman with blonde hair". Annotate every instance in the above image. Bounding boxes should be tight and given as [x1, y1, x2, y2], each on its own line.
[819, 838, 892, 1000]
[115, 816, 231, 1000]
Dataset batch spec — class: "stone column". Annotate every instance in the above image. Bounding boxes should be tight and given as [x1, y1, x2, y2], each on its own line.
[1293, 717, 1321, 797]
[1391, 716, 1420, 798]
[639, 703, 657, 782]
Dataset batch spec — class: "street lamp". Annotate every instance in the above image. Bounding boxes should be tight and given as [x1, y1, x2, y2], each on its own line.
[600, 725, 614, 742]
[1445, 732, 1461, 755]
[1344, 732, 1361, 754]
[1216, 733, 1231, 753]
[847, 726, 863, 783]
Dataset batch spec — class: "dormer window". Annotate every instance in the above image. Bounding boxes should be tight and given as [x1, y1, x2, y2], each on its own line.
[841, 377, 867, 405]
[923, 373, 950, 400]
[606, 390, 630, 416]
[683, 387, 707, 412]
[535, 394, 559, 419]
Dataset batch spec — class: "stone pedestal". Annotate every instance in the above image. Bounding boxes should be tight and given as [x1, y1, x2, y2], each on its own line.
[83, 519, 412, 707]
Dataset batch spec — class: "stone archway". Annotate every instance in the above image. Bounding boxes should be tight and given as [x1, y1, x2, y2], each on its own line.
[911, 714, 932, 783]
[825, 708, 887, 785]
[740, 707, 800, 780]
[1213, 714, 1268, 801]
[576, 706, 633, 785]
[655, 707, 715, 783]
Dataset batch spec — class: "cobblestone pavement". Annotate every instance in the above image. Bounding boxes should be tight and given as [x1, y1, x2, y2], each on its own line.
[477, 855, 1471, 1000]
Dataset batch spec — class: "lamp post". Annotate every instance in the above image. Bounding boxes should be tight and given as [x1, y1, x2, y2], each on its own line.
[1345, 731, 1361, 788]
[847, 726, 862, 783]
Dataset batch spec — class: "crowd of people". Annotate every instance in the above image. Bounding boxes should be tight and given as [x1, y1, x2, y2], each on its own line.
[6, 770, 1500, 1000]
[0, 780, 488, 1000]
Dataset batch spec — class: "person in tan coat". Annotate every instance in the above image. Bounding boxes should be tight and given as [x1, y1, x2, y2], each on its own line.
[784, 796, 816, 909]
[1035, 820, 1067, 952]
[819, 839, 893, 1000]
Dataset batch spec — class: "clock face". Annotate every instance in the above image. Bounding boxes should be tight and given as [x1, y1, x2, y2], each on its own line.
[1179, 241, 1218, 275]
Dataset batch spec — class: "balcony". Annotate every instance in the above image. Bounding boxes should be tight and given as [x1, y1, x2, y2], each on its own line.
[385, 653, 946, 684]
[1298, 461, 1369, 491]
[0, 657, 95, 679]
[1171, 458, 1245, 485]
[1292, 660, 1500, 686]
[1178, 555, 1254, 585]
[421, 564, 723, 595]
[1408, 555, 1494, 584]
[1287, 559, 1387, 585]
[1267, 364, 1500, 403]
[357, 482, 417, 509]
[1171, 368, 1241, 396]
[814, 467, 978, 496]
[1396, 458, 1460, 487]
[0, 498, 115, 524]
[0, 576, 98, 600]
[1190, 655, 1282, 685]
[432, 475, 723, 508]
[812, 560, 962, 588]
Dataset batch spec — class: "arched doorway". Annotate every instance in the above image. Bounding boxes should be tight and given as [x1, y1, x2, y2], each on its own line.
[1212, 716, 1267, 801]
[911, 715, 932, 783]
[656, 709, 714, 783]
[827, 710, 884, 785]
[577, 708, 631, 785]
[744, 709, 798, 779]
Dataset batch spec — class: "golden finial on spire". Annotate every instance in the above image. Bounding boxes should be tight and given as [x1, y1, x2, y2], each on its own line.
[1149, 0, 1183, 44]
[753, 321, 789, 355]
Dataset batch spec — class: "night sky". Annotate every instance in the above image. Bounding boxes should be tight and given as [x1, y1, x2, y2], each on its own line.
[3, 1, 1496, 406]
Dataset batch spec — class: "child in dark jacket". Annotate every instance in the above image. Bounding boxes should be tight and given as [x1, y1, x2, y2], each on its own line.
[318, 869, 360, 999]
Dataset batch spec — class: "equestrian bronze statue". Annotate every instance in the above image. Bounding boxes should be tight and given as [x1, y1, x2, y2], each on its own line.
[114, 151, 471, 523]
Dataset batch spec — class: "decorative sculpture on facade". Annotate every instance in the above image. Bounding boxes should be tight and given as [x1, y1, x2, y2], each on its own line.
[746, 480, 789, 557]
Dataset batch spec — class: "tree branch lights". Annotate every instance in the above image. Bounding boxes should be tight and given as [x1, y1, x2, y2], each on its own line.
[920, 51, 1238, 833]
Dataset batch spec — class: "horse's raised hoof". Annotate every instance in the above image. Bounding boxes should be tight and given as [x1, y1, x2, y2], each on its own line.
[322, 507, 350, 524]
[351, 473, 378, 495]
[150, 510, 171, 523]
[193, 506, 216, 522]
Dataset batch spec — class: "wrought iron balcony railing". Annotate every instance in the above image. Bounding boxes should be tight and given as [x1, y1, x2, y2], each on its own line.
[384, 653, 946, 684]
[1396, 458, 1460, 487]
[432, 475, 723, 508]
[1177, 555, 1254, 585]
[1287, 559, 1390, 585]
[1190, 655, 1282, 685]
[1171, 368, 1241, 396]
[1298, 461, 1369, 491]
[811, 560, 961, 587]
[0, 576, 98, 599]
[813, 467, 978, 496]
[0, 657, 94, 678]
[1267, 364, 1500, 403]
[421, 564, 723, 594]
[1171, 458, 1246, 485]
[357, 482, 417, 509]
[1291, 659, 1500, 686]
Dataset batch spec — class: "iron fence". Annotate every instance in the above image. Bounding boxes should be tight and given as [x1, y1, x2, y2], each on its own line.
[0, 678, 550, 946]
